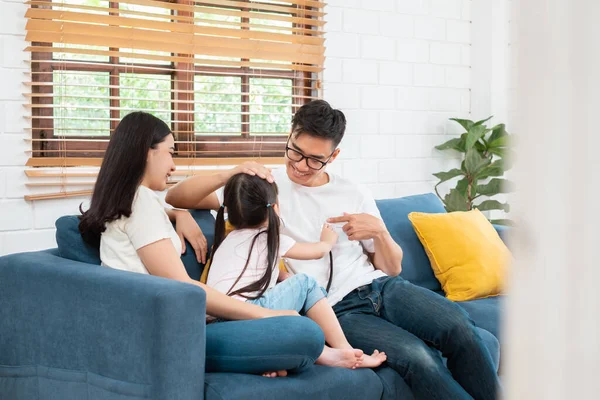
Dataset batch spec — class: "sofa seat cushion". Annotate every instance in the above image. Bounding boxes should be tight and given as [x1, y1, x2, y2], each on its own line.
[374, 367, 414, 400]
[204, 366, 383, 400]
[55, 210, 215, 280]
[456, 295, 504, 341]
[376, 193, 446, 291]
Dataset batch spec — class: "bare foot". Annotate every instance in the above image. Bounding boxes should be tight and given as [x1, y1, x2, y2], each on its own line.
[261, 370, 288, 378]
[316, 346, 364, 369]
[357, 349, 387, 369]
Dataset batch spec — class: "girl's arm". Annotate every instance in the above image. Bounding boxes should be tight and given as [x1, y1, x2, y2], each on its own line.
[137, 239, 298, 320]
[283, 224, 338, 261]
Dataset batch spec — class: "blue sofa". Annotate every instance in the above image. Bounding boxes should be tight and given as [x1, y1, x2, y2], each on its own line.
[0, 193, 504, 400]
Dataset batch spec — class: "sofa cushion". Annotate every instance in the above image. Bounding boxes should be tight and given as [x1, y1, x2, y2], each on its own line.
[456, 295, 504, 340]
[55, 210, 215, 280]
[55, 215, 101, 265]
[408, 209, 509, 302]
[376, 193, 446, 291]
[373, 367, 414, 400]
[204, 366, 383, 400]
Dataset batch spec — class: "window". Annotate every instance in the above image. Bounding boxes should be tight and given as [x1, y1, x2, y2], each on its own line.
[26, 0, 325, 169]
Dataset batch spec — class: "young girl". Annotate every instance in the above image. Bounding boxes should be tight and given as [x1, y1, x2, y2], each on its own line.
[207, 173, 387, 370]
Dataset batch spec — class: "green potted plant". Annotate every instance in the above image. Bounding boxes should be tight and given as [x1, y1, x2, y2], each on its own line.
[433, 117, 513, 224]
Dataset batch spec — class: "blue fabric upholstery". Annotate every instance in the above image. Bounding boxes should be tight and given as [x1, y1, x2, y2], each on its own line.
[493, 224, 510, 247]
[376, 193, 446, 291]
[56, 215, 101, 265]
[457, 296, 504, 341]
[0, 251, 206, 400]
[204, 366, 382, 400]
[184, 209, 215, 280]
[374, 367, 415, 400]
[55, 209, 216, 280]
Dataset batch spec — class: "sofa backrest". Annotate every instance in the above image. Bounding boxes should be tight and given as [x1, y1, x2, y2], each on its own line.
[55, 194, 446, 291]
[55, 210, 216, 280]
[376, 193, 446, 291]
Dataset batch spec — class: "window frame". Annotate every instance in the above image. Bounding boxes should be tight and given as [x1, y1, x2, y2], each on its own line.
[30, 0, 316, 160]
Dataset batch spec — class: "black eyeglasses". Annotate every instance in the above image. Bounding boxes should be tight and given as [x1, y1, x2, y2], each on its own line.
[285, 138, 336, 171]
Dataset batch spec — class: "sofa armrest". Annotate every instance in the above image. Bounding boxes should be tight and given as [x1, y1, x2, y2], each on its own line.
[0, 251, 206, 400]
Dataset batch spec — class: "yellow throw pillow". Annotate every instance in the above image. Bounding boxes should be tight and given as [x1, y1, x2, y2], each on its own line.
[408, 209, 510, 302]
[200, 220, 288, 283]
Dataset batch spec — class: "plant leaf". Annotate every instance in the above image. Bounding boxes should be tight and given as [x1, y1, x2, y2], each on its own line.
[475, 140, 487, 153]
[488, 147, 505, 158]
[476, 178, 515, 196]
[455, 177, 470, 197]
[435, 138, 463, 152]
[477, 159, 505, 179]
[475, 200, 510, 212]
[465, 124, 488, 151]
[444, 189, 470, 212]
[450, 118, 475, 131]
[489, 135, 510, 148]
[433, 168, 464, 183]
[473, 116, 493, 126]
[465, 148, 491, 175]
[490, 219, 515, 226]
[488, 123, 507, 144]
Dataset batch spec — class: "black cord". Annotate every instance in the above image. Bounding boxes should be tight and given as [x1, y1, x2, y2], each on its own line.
[326, 251, 333, 293]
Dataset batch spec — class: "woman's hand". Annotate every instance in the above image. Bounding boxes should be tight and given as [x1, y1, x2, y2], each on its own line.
[174, 210, 208, 264]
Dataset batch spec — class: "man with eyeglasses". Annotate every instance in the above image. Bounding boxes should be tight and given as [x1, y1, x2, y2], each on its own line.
[167, 100, 501, 400]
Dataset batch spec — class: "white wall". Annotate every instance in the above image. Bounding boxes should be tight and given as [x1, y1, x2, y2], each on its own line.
[323, 0, 473, 201]
[0, 0, 83, 256]
[0, 0, 481, 255]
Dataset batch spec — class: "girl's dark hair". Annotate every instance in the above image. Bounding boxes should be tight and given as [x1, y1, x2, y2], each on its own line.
[212, 174, 280, 299]
[79, 111, 172, 247]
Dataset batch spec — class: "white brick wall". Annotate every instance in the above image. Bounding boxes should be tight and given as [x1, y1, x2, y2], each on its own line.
[324, 0, 477, 204]
[0, 0, 87, 255]
[0, 0, 483, 255]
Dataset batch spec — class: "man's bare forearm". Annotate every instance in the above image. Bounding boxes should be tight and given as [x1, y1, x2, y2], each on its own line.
[372, 231, 403, 276]
[166, 171, 231, 209]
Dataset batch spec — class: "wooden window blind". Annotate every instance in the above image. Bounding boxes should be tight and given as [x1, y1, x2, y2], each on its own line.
[24, 0, 324, 200]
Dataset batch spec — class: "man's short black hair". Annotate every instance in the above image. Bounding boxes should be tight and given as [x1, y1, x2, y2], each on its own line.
[291, 100, 346, 148]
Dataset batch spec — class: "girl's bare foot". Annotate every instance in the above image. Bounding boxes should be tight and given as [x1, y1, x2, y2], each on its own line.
[357, 349, 387, 369]
[261, 370, 288, 378]
[316, 346, 364, 369]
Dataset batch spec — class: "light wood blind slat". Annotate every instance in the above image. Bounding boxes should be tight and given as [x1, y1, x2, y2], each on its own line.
[25, 0, 322, 200]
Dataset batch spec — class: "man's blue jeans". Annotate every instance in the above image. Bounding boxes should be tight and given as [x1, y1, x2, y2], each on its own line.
[333, 276, 501, 400]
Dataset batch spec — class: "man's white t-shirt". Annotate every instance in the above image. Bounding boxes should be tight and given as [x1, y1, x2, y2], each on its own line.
[271, 168, 386, 306]
[100, 185, 181, 274]
[207, 229, 296, 301]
